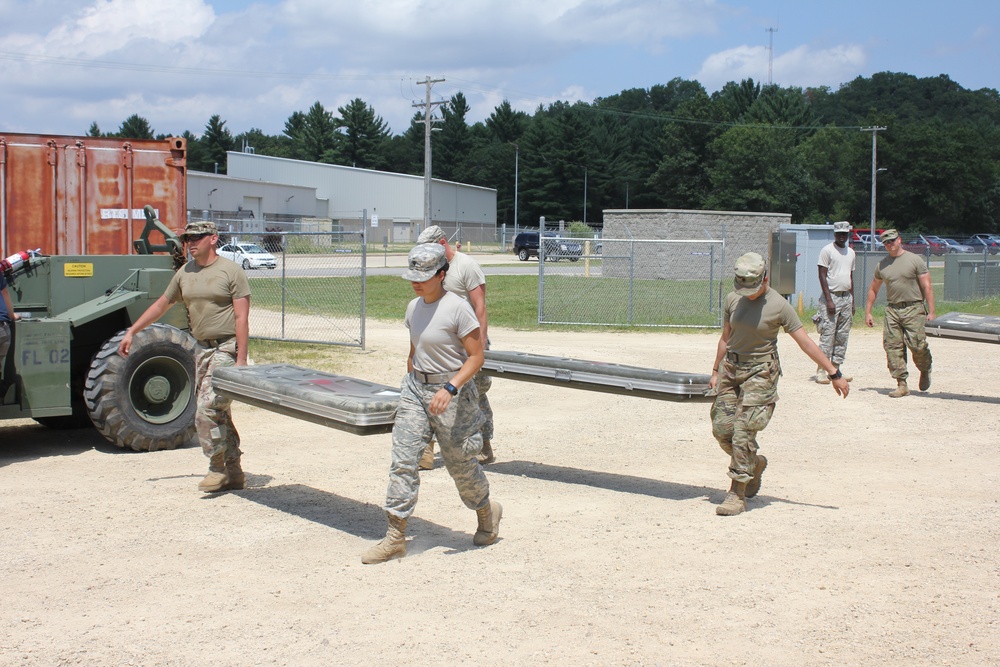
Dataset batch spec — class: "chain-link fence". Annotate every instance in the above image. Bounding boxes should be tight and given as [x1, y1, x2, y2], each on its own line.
[214, 231, 367, 348]
[539, 237, 726, 328]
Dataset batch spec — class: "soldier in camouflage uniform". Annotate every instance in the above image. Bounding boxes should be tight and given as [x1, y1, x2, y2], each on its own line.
[415, 225, 496, 470]
[363, 243, 501, 564]
[864, 229, 935, 398]
[119, 220, 251, 493]
[709, 253, 850, 516]
[813, 221, 856, 384]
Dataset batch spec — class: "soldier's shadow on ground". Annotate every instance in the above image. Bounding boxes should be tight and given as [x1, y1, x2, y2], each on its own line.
[487, 460, 839, 511]
[234, 483, 482, 556]
[860, 387, 1000, 404]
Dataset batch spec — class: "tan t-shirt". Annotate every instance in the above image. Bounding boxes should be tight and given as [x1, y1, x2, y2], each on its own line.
[444, 251, 486, 301]
[164, 257, 251, 341]
[405, 291, 479, 374]
[874, 251, 927, 304]
[724, 287, 803, 356]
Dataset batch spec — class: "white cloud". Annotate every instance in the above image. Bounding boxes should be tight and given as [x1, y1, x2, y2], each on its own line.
[0, 0, 216, 58]
[694, 43, 866, 91]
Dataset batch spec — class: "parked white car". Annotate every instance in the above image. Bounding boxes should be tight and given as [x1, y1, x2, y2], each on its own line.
[217, 242, 277, 269]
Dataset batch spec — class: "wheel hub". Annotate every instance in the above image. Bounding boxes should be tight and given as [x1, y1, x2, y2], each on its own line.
[143, 376, 171, 404]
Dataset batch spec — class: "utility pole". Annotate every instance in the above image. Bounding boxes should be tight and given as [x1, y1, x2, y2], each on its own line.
[862, 126, 888, 247]
[413, 77, 445, 228]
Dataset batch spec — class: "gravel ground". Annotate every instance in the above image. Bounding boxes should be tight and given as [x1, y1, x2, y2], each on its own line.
[2, 322, 998, 666]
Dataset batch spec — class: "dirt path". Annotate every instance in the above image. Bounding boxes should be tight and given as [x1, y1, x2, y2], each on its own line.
[2, 324, 998, 666]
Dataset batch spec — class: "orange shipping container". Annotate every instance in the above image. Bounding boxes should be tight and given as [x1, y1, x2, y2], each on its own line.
[0, 133, 186, 256]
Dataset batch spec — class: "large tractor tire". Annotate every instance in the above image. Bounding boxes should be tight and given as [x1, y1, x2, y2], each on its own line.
[84, 323, 198, 452]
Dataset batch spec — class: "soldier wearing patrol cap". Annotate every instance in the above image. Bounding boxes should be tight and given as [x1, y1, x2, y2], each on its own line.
[414, 225, 496, 469]
[863, 228, 935, 398]
[813, 221, 857, 384]
[362, 243, 501, 564]
[709, 252, 849, 516]
[119, 219, 252, 493]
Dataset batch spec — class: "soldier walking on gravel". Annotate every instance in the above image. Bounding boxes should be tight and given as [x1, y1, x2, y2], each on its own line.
[864, 229, 935, 398]
[362, 243, 501, 564]
[119, 220, 251, 493]
[709, 253, 849, 517]
[414, 225, 496, 469]
[813, 221, 856, 384]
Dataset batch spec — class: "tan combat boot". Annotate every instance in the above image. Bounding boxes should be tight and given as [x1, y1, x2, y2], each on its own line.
[888, 380, 909, 398]
[198, 453, 230, 492]
[225, 457, 247, 490]
[418, 441, 435, 470]
[745, 455, 768, 499]
[477, 439, 495, 464]
[362, 514, 407, 564]
[473, 500, 503, 546]
[716, 481, 747, 516]
[815, 365, 830, 384]
[918, 369, 931, 391]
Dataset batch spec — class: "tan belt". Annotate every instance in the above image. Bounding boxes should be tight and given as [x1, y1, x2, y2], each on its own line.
[888, 300, 923, 309]
[412, 369, 455, 384]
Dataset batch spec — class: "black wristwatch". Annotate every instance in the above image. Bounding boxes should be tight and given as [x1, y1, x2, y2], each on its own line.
[443, 382, 459, 396]
[828, 369, 843, 380]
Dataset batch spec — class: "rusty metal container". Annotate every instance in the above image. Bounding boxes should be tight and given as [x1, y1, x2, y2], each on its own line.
[0, 133, 186, 255]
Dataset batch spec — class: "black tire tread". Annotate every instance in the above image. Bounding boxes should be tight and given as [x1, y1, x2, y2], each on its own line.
[84, 323, 198, 452]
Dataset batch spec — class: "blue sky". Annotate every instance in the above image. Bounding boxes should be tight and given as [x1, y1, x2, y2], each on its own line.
[0, 0, 996, 138]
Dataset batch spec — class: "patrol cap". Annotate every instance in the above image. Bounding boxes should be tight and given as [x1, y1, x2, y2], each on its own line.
[180, 220, 218, 238]
[880, 229, 899, 242]
[417, 225, 446, 244]
[832, 221, 851, 233]
[402, 243, 447, 282]
[733, 252, 767, 297]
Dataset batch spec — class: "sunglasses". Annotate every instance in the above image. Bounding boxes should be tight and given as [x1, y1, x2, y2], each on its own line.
[185, 233, 212, 242]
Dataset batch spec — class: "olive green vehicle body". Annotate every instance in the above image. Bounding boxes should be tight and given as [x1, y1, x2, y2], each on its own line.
[1, 207, 198, 451]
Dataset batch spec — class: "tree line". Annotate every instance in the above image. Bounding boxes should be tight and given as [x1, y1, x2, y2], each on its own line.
[89, 72, 1000, 237]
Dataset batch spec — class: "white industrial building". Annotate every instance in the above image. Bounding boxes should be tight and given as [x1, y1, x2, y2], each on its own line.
[187, 152, 497, 244]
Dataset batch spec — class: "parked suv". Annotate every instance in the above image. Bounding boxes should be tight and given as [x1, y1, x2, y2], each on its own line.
[512, 232, 583, 261]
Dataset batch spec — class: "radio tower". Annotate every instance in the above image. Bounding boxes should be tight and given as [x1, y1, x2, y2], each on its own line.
[766, 26, 778, 85]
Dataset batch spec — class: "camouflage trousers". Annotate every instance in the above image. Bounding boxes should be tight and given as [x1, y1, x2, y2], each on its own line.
[814, 292, 853, 366]
[194, 340, 242, 467]
[384, 371, 489, 519]
[883, 302, 932, 381]
[710, 357, 780, 483]
[473, 370, 494, 441]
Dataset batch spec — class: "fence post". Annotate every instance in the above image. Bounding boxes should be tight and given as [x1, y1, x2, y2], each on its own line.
[280, 231, 287, 339]
[361, 209, 368, 350]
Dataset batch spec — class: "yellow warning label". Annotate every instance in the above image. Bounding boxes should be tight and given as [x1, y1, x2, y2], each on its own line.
[63, 263, 94, 277]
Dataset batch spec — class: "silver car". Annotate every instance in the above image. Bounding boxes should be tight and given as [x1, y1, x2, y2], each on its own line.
[217, 242, 277, 269]
[938, 238, 974, 253]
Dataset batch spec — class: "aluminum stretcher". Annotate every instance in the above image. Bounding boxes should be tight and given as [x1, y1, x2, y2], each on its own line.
[212, 364, 400, 435]
[480, 350, 711, 402]
[212, 352, 712, 434]
[925, 312, 1000, 345]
